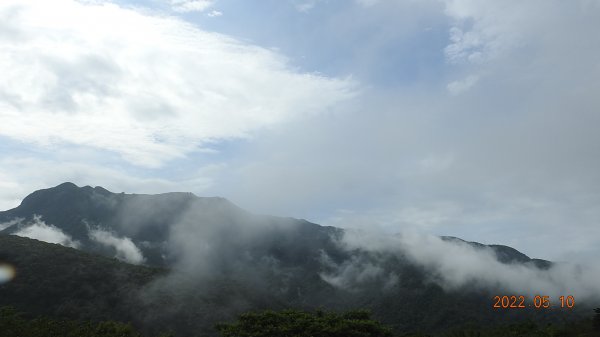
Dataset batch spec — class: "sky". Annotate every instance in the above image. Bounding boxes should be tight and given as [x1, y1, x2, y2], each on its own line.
[0, 0, 599, 264]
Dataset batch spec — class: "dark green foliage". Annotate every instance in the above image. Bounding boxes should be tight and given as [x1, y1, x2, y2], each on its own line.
[0, 235, 170, 335]
[2, 303, 600, 337]
[215, 309, 394, 337]
[0, 307, 142, 337]
[594, 308, 600, 330]
[0, 235, 162, 322]
[0, 233, 593, 337]
[215, 310, 600, 337]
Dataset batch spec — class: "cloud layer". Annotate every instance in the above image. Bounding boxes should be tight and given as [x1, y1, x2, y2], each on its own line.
[217, 0, 600, 264]
[335, 229, 600, 301]
[0, 0, 598, 266]
[0, 0, 354, 167]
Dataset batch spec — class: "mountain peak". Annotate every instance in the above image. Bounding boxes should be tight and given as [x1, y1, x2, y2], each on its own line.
[54, 181, 79, 190]
[53, 182, 112, 194]
[93, 186, 112, 195]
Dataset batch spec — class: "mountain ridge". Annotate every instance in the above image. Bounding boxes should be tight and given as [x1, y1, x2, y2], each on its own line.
[0, 183, 583, 336]
[1, 182, 549, 268]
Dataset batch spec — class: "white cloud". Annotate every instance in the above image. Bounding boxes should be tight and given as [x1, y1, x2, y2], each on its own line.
[1, 0, 599, 270]
[89, 228, 145, 264]
[0, 0, 355, 167]
[0, 170, 24, 210]
[441, 0, 532, 64]
[447, 74, 478, 95]
[440, 0, 586, 66]
[218, 0, 600, 265]
[355, 0, 379, 7]
[14, 215, 80, 248]
[339, 229, 600, 301]
[207, 10, 222, 17]
[169, 0, 214, 13]
[319, 251, 398, 291]
[294, 0, 318, 12]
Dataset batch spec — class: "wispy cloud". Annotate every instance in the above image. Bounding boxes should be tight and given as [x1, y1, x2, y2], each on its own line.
[0, 0, 355, 168]
[13, 215, 80, 248]
[355, 0, 379, 7]
[207, 10, 222, 17]
[218, 0, 600, 264]
[1, 0, 599, 267]
[319, 251, 398, 292]
[0, 218, 22, 231]
[447, 74, 479, 95]
[294, 0, 319, 12]
[169, 0, 214, 13]
[336, 229, 600, 301]
[89, 228, 145, 264]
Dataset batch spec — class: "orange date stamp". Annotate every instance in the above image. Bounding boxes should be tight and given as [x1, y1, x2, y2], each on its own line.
[493, 295, 575, 309]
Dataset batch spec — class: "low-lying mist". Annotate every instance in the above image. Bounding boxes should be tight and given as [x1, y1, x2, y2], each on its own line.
[2, 185, 597, 335]
[334, 228, 600, 302]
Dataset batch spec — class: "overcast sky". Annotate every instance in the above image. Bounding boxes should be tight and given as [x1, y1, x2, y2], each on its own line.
[1, 0, 599, 263]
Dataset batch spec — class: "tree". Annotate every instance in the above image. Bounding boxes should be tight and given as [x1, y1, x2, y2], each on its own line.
[594, 308, 600, 331]
[0, 306, 144, 337]
[215, 309, 394, 337]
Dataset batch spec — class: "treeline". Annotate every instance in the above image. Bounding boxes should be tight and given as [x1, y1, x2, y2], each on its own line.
[0, 307, 168, 337]
[0, 307, 132, 337]
[215, 309, 600, 337]
[1, 306, 599, 337]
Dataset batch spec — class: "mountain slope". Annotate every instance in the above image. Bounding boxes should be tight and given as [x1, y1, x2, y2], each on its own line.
[0, 183, 549, 268]
[0, 234, 159, 325]
[0, 183, 587, 336]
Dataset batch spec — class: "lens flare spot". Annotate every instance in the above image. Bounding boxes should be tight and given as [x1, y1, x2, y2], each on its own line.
[0, 263, 16, 284]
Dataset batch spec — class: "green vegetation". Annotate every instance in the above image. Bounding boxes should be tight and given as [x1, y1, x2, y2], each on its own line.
[215, 309, 600, 337]
[0, 234, 162, 323]
[0, 306, 143, 337]
[2, 306, 599, 337]
[215, 309, 394, 337]
[214, 309, 600, 337]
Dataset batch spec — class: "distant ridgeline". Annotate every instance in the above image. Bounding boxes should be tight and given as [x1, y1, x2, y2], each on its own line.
[0, 183, 593, 336]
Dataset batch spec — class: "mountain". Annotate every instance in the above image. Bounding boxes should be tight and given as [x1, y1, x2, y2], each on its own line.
[441, 236, 553, 269]
[0, 182, 550, 268]
[0, 234, 159, 322]
[0, 182, 344, 268]
[0, 183, 588, 336]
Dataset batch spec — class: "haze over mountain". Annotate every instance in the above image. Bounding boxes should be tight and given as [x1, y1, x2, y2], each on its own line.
[1, 183, 597, 335]
[1, 0, 600, 268]
[0, 183, 553, 270]
[1, 1, 599, 335]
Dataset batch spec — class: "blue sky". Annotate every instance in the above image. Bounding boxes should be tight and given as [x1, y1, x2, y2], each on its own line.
[1, 0, 599, 264]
